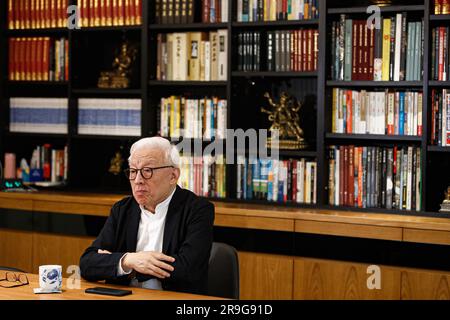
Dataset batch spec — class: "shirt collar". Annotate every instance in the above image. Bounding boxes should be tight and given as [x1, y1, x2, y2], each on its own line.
[140, 187, 176, 215]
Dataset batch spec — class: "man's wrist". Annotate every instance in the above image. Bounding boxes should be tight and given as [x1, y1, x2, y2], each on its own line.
[121, 252, 133, 273]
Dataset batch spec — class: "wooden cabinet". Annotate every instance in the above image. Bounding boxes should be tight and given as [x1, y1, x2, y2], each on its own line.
[0, 229, 33, 273]
[400, 269, 450, 300]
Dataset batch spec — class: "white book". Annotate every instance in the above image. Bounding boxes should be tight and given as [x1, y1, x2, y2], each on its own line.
[298, 159, 305, 203]
[406, 146, 413, 210]
[394, 13, 402, 81]
[237, 0, 242, 22]
[173, 33, 189, 81]
[218, 29, 228, 81]
[221, 0, 228, 22]
[305, 162, 312, 204]
[444, 93, 448, 146]
[312, 162, 317, 204]
[204, 41, 211, 81]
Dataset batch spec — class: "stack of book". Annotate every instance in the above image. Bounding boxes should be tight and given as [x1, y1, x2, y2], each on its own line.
[7, 0, 69, 29]
[178, 155, 226, 198]
[78, 0, 142, 27]
[328, 145, 422, 211]
[236, 157, 317, 204]
[431, 26, 450, 81]
[29, 144, 68, 184]
[331, 89, 423, 136]
[159, 96, 227, 140]
[10, 97, 68, 134]
[8, 37, 69, 82]
[156, 30, 228, 81]
[236, 0, 319, 22]
[431, 89, 450, 146]
[77, 98, 141, 136]
[331, 14, 424, 81]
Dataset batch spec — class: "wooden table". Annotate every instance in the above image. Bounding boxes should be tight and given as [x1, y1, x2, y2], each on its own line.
[0, 272, 222, 300]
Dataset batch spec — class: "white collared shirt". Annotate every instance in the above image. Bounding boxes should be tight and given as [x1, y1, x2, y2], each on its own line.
[117, 187, 176, 290]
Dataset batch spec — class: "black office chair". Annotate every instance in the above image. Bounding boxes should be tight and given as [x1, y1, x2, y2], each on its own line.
[207, 242, 240, 299]
[0, 266, 25, 273]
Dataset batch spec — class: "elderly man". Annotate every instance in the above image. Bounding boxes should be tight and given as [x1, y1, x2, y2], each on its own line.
[80, 137, 215, 295]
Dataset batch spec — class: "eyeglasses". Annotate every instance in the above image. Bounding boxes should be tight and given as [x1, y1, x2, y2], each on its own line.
[0, 272, 29, 288]
[124, 166, 174, 180]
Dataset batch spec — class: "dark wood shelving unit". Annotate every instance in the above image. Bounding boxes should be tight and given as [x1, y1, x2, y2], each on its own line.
[0, 0, 448, 219]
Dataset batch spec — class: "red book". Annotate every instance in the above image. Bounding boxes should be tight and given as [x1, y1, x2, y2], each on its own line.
[124, 0, 132, 25]
[106, 0, 113, 26]
[8, 0, 14, 29]
[130, 0, 137, 25]
[100, 0, 106, 26]
[50, 0, 56, 28]
[290, 30, 295, 72]
[298, 30, 302, 71]
[203, 0, 210, 23]
[24, 0, 30, 29]
[36, 38, 42, 81]
[216, 0, 221, 23]
[343, 146, 348, 206]
[31, 38, 37, 81]
[43, 37, 50, 81]
[135, 0, 142, 25]
[8, 38, 14, 80]
[89, 0, 96, 26]
[118, 0, 124, 25]
[339, 146, 344, 205]
[348, 145, 354, 206]
[17, 38, 23, 81]
[282, 0, 287, 20]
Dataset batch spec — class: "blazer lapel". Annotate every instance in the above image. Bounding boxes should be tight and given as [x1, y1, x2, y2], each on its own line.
[162, 186, 183, 253]
[126, 199, 141, 252]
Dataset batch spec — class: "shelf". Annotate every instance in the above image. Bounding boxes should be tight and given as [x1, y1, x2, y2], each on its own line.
[149, 23, 228, 31]
[232, 19, 319, 27]
[149, 80, 227, 86]
[232, 71, 317, 78]
[322, 205, 450, 219]
[6, 28, 68, 36]
[326, 80, 423, 87]
[72, 88, 142, 96]
[429, 81, 450, 87]
[73, 25, 142, 32]
[430, 15, 450, 21]
[428, 146, 450, 152]
[327, 5, 424, 14]
[72, 134, 140, 140]
[326, 133, 422, 142]
[5, 132, 68, 139]
[7, 81, 68, 86]
[224, 198, 318, 208]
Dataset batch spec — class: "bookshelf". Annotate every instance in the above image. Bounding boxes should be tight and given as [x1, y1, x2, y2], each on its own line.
[0, 0, 449, 218]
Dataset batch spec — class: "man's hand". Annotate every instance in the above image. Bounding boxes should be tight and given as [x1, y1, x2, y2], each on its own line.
[122, 251, 175, 279]
[98, 249, 112, 254]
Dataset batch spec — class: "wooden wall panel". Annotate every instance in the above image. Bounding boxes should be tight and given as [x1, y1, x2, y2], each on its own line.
[238, 251, 293, 300]
[400, 269, 450, 300]
[0, 229, 33, 273]
[32, 233, 95, 275]
[293, 258, 401, 299]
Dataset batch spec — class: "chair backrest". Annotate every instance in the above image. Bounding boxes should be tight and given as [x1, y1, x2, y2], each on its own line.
[207, 242, 239, 299]
[0, 266, 25, 273]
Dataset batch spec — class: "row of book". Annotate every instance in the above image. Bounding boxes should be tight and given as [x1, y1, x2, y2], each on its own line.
[236, 157, 317, 204]
[328, 145, 422, 211]
[10, 98, 68, 134]
[331, 89, 423, 136]
[7, 0, 69, 29]
[431, 27, 450, 81]
[237, 29, 318, 72]
[430, 89, 450, 146]
[331, 14, 424, 81]
[8, 37, 69, 82]
[435, 0, 450, 14]
[156, 31, 228, 81]
[155, 0, 196, 24]
[29, 144, 68, 183]
[178, 155, 226, 198]
[78, 0, 142, 27]
[236, 0, 319, 22]
[159, 96, 227, 140]
[78, 98, 141, 136]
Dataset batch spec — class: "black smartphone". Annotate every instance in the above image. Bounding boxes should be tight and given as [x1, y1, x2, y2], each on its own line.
[85, 287, 132, 297]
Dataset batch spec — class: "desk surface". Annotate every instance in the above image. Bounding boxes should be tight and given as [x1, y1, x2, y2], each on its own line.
[0, 272, 222, 300]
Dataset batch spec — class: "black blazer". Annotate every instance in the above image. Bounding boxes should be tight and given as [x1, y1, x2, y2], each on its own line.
[79, 185, 215, 295]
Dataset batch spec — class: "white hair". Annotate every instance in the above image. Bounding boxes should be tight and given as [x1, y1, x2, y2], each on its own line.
[128, 137, 180, 168]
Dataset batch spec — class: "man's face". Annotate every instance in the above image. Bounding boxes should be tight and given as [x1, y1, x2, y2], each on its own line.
[128, 147, 178, 208]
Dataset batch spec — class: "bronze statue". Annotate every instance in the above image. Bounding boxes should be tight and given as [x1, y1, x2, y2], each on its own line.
[98, 41, 137, 89]
[108, 151, 124, 175]
[261, 92, 308, 150]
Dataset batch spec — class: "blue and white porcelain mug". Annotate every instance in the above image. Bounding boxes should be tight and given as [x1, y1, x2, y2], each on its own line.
[39, 265, 62, 292]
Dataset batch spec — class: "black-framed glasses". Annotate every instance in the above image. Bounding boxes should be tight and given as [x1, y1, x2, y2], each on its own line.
[124, 166, 174, 180]
[0, 272, 29, 288]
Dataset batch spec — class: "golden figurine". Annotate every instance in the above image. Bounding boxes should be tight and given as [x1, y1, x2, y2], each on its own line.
[98, 41, 137, 89]
[108, 151, 124, 175]
[261, 92, 308, 150]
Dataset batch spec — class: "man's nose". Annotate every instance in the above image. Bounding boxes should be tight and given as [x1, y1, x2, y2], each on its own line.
[134, 170, 145, 183]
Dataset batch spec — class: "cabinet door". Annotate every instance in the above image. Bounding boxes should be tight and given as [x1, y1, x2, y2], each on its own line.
[400, 269, 450, 300]
[239, 252, 294, 300]
[293, 257, 401, 299]
[0, 229, 33, 273]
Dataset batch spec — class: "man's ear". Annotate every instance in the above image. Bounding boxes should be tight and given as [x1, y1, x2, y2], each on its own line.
[171, 168, 180, 184]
